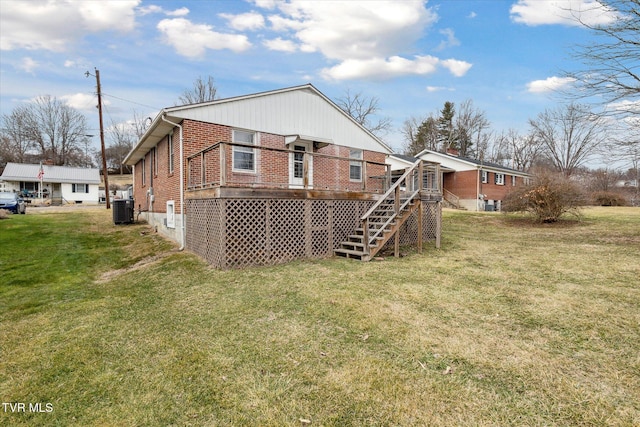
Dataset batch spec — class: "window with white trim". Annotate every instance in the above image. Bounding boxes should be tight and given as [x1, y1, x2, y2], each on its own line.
[72, 183, 89, 193]
[511, 175, 517, 186]
[481, 170, 488, 183]
[495, 173, 505, 185]
[141, 158, 146, 186]
[349, 149, 363, 181]
[232, 129, 256, 172]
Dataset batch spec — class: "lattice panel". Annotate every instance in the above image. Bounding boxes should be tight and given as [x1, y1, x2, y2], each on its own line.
[186, 197, 433, 268]
[224, 199, 268, 268]
[381, 201, 441, 252]
[331, 200, 373, 248]
[186, 199, 225, 267]
[268, 199, 306, 264]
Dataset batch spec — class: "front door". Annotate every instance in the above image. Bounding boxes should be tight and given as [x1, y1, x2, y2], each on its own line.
[51, 183, 62, 206]
[289, 143, 313, 188]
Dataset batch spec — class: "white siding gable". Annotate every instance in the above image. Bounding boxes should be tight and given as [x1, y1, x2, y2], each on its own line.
[167, 86, 391, 154]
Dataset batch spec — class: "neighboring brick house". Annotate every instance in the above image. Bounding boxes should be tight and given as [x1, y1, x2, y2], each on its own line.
[124, 84, 442, 268]
[405, 150, 531, 211]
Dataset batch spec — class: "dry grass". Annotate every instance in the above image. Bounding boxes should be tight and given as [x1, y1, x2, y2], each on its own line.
[1, 206, 638, 426]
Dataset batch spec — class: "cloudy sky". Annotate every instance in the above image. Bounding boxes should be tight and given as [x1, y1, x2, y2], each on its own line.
[0, 0, 616, 153]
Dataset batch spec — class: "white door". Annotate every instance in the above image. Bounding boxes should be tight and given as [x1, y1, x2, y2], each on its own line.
[289, 143, 313, 188]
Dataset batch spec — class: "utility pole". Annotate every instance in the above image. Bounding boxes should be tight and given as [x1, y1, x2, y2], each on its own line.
[87, 68, 110, 209]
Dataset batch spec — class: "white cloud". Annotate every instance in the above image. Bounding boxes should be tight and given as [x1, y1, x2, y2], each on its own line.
[220, 12, 265, 31]
[166, 7, 190, 17]
[526, 76, 576, 93]
[137, 5, 189, 17]
[321, 55, 471, 81]
[441, 59, 473, 77]
[19, 57, 39, 74]
[436, 29, 460, 51]
[59, 93, 111, 112]
[277, 1, 437, 61]
[607, 99, 640, 115]
[426, 86, 454, 92]
[263, 37, 297, 52]
[510, 0, 619, 27]
[468, 11, 477, 19]
[157, 18, 252, 58]
[1, 0, 140, 52]
[256, 1, 474, 80]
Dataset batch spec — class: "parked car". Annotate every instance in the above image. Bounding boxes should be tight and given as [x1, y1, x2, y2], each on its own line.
[0, 192, 26, 214]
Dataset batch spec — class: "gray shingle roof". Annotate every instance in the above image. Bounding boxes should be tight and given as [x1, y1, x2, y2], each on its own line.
[1, 163, 101, 184]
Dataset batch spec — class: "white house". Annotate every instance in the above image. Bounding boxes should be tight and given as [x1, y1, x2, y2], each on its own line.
[0, 162, 101, 205]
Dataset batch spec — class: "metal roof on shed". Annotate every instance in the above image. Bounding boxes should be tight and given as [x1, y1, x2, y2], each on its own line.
[1, 163, 101, 184]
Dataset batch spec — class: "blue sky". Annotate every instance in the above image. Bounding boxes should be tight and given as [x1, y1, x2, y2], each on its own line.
[0, 0, 618, 155]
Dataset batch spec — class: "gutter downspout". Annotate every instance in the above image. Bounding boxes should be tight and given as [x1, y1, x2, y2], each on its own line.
[161, 115, 185, 251]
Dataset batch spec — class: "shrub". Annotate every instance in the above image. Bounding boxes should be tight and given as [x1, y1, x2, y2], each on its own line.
[592, 191, 627, 206]
[503, 172, 586, 222]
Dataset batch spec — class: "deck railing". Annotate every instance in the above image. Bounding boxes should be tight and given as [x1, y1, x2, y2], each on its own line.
[359, 160, 440, 256]
[186, 141, 390, 194]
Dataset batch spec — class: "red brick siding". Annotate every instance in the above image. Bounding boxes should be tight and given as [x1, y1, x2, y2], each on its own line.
[444, 169, 524, 201]
[132, 119, 389, 212]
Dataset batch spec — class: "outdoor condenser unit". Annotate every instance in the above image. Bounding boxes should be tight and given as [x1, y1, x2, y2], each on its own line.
[113, 199, 134, 224]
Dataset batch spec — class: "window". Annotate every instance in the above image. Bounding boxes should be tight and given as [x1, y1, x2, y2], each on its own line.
[168, 133, 174, 174]
[72, 183, 89, 193]
[141, 158, 146, 186]
[495, 173, 505, 185]
[481, 170, 488, 184]
[232, 129, 256, 172]
[349, 149, 363, 181]
[511, 175, 517, 186]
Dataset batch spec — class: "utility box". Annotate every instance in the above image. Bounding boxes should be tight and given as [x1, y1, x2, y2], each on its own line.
[113, 199, 134, 224]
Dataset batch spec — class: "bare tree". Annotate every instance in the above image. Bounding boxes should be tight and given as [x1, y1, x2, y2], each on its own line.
[131, 109, 151, 140]
[455, 99, 490, 157]
[335, 89, 392, 137]
[177, 75, 219, 105]
[492, 129, 542, 171]
[563, 0, 639, 111]
[106, 119, 136, 174]
[1, 96, 89, 166]
[0, 105, 35, 165]
[529, 103, 608, 176]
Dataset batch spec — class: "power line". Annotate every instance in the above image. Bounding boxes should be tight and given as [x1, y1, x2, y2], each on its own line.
[101, 92, 162, 111]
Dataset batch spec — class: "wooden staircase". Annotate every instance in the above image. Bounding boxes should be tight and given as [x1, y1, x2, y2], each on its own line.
[335, 159, 428, 262]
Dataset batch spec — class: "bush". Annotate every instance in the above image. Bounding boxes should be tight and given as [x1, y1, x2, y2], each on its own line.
[503, 172, 586, 222]
[592, 191, 627, 206]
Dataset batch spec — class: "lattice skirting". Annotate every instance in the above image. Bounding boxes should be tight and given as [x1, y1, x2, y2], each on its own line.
[186, 198, 441, 269]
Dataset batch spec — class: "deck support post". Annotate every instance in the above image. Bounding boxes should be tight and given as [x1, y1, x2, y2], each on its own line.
[220, 143, 227, 186]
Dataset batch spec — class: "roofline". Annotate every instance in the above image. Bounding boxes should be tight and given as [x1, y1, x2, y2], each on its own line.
[124, 83, 392, 165]
[415, 149, 531, 176]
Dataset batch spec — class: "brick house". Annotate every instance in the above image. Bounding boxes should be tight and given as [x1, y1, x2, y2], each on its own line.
[409, 150, 531, 211]
[124, 84, 442, 268]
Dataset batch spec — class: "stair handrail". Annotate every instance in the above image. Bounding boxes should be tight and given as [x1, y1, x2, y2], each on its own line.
[361, 159, 423, 254]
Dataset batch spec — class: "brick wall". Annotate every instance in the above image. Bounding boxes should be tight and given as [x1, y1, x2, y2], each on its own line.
[444, 169, 525, 203]
[133, 119, 390, 213]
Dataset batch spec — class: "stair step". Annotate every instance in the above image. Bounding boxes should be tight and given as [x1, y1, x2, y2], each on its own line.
[334, 248, 367, 260]
[341, 241, 378, 249]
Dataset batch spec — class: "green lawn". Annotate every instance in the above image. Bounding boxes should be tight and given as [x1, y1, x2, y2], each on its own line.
[1, 207, 639, 426]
